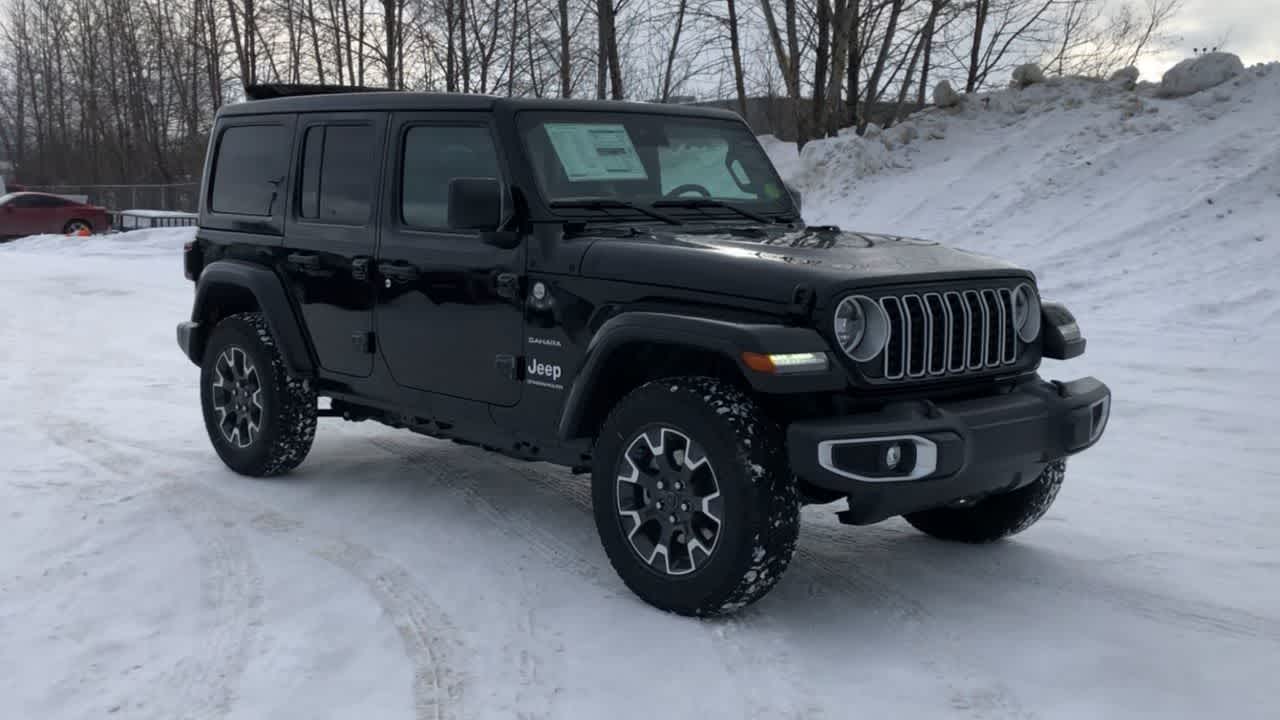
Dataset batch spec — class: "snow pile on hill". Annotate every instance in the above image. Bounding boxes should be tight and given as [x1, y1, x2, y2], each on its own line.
[1158, 52, 1246, 97]
[764, 59, 1280, 333]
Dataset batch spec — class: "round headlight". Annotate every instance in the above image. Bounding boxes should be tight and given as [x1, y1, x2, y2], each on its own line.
[1012, 283, 1041, 342]
[833, 295, 890, 362]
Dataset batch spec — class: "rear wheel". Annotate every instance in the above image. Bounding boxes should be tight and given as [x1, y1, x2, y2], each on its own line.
[592, 377, 799, 616]
[903, 460, 1066, 543]
[200, 312, 317, 476]
[63, 219, 93, 235]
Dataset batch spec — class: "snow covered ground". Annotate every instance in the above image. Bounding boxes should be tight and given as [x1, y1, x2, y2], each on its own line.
[3, 64, 1279, 719]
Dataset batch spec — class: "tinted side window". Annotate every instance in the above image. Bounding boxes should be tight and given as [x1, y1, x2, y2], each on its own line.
[402, 126, 498, 229]
[299, 124, 377, 225]
[210, 124, 291, 216]
[8, 196, 39, 208]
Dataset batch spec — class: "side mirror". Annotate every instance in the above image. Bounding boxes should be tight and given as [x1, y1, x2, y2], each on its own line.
[785, 182, 803, 213]
[448, 177, 502, 232]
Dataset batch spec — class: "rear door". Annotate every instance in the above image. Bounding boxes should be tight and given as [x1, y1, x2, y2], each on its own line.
[374, 112, 525, 406]
[282, 112, 387, 378]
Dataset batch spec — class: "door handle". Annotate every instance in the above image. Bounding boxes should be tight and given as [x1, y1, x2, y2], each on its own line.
[287, 252, 332, 277]
[494, 272, 520, 299]
[352, 257, 371, 281]
[288, 252, 321, 267]
[378, 262, 419, 281]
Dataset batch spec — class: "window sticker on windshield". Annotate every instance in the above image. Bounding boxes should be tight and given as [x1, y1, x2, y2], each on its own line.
[544, 123, 648, 182]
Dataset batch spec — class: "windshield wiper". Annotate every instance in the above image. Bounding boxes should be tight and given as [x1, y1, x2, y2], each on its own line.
[651, 198, 774, 224]
[550, 198, 681, 226]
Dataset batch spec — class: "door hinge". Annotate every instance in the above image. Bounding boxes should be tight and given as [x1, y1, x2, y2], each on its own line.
[352, 331, 375, 354]
[495, 354, 518, 380]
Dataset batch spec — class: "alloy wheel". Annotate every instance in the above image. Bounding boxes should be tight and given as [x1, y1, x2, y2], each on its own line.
[615, 426, 723, 576]
[210, 346, 264, 448]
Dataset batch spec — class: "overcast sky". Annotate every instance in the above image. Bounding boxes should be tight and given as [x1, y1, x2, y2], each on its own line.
[1133, 0, 1280, 80]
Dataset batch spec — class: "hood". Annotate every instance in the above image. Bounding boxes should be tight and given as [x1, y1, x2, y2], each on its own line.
[576, 226, 1033, 305]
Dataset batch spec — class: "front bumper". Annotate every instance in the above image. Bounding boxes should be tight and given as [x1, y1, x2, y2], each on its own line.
[787, 376, 1110, 525]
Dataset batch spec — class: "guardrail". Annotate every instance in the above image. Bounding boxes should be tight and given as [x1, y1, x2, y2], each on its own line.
[111, 209, 198, 231]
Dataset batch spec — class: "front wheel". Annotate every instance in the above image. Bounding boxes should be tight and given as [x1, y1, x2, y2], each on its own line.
[199, 312, 317, 476]
[592, 377, 800, 616]
[903, 460, 1066, 543]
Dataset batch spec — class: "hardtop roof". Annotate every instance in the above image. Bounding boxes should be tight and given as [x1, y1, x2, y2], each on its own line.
[216, 91, 745, 123]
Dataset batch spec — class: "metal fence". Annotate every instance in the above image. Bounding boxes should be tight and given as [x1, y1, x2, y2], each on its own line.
[25, 183, 200, 213]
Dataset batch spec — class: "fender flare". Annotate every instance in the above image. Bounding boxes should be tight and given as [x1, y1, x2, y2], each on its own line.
[184, 260, 316, 376]
[556, 312, 844, 441]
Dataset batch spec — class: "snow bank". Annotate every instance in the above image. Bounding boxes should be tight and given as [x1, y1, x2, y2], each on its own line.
[0, 226, 194, 257]
[1158, 52, 1245, 97]
[933, 80, 963, 108]
[1012, 63, 1046, 88]
[1109, 66, 1140, 90]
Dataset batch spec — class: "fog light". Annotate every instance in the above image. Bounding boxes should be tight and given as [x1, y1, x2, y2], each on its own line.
[884, 443, 903, 470]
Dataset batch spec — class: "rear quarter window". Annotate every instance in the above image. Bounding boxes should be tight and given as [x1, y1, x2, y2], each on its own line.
[210, 124, 291, 216]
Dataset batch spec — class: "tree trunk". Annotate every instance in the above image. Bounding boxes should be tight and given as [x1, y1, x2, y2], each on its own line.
[382, 0, 398, 88]
[858, 0, 903, 134]
[660, 0, 688, 102]
[600, 0, 623, 98]
[966, 0, 988, 92]
[446, 0, 457, 91]
[891, 26, 927, 126]
[559, 0, 571, 97]
[917, 0, 942, 105]
[726, 0, 748, 117]
[845, 0, 861, 131]
[824, 0, 857, 136]
[305, 0, 326, 83]
[811, 0, 830, 138]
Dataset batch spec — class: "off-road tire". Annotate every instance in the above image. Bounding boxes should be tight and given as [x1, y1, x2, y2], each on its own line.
[200, 312, 317, 476]
[592, 377, 800, 616]
[903, 460, 1066, 543]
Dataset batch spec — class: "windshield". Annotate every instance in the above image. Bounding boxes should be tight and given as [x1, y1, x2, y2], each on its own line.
[0, 193, 15, 206]
[518, 111, 793, 219]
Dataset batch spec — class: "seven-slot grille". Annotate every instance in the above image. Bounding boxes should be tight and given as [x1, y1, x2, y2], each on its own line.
[878, 288, 1020, 380]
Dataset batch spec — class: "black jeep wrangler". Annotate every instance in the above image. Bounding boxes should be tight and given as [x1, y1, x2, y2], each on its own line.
[177, 87, 1110, 616]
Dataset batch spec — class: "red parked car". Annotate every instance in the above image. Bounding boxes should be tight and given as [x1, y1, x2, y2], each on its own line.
[0, 192, 109, 239]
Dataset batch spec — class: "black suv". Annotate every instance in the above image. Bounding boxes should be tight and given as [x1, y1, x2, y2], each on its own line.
[176, 87, 1110, 616]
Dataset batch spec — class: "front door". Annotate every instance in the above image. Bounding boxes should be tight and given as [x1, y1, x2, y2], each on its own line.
[2, 195, 50, 235]
[374, 112, 524, 406]
[282, 112, 386, 377]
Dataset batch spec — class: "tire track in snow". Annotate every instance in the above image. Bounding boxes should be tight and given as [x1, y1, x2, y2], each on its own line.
[43, 420, 467, 720]
[788, 539, 1035, 720]
[367, 434, 820, 720]
[313, 539, 464, 720]
[40, 419, 264, 720]
[195, 498, 468, 720]
[805, 521, 1280, 645]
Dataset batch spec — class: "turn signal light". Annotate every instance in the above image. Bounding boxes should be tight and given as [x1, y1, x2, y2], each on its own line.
[741, 352, 829, 375]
